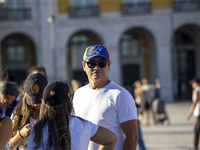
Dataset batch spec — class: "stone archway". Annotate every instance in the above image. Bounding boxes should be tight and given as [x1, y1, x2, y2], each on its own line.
[67, 30, 102, 85]
[173, 24, 200, 100]
[119, 27, 156, 88]
[1, 33, 36, 84]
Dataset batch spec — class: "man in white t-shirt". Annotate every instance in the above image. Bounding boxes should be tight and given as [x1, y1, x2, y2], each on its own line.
[186, 78, 200, 150]
[73, 45, 139, 150]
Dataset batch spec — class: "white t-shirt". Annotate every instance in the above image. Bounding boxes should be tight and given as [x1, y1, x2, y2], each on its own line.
[73, 81, 138, 150]
[142, 84, 155, 102]
[27, 116, 98, 150]
[193, 86, 200, 117]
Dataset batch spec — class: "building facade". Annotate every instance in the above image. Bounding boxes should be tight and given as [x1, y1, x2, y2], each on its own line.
[0, 0, 200, 101]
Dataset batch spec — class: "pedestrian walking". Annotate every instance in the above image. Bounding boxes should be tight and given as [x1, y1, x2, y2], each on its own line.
[154, 78, 161, 99]
[133, 81, 146, 150]
[133, 80, 145, 120]
[73, 45, 138, 150]
[27, 81, 118, 150]
[141, 77, 155, 125]
[186, 78, 200, 150]
[70, 79, 81, 97]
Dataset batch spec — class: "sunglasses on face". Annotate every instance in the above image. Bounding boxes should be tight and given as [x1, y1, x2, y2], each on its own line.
[86, 60, 107, 68]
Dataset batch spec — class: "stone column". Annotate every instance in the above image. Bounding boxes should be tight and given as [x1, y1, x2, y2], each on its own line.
[38, 0, 55, 81]
[102, 27, 122, 85]
[155, 28, 174, 102]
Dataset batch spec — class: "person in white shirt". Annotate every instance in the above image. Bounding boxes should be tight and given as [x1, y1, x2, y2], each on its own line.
[27, 81, 118, 150]
[73, 45, 138, 150]
[186, 78, 200, 150]
[141, 78, 155, 125]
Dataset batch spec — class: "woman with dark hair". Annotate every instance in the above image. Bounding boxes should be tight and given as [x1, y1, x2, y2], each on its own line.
[9, 73, 48, 150]
[28, 81, 118, 150]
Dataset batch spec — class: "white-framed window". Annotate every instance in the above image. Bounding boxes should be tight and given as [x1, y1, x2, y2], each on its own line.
[71, 0, 96, 6]
[121, 34, 140, 57]
[5, 39, 26, 63]
[70, 35, 89, 69]
[123, 0, 148, 2]
[6, 0, 24, 8]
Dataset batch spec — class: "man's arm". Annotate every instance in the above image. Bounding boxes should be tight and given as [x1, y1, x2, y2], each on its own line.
[186, 90, 199, 120]
[91, 126, 118, 150]
[121, 119, 139, 150]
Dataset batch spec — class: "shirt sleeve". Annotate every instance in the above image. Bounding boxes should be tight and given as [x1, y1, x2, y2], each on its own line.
[116, 90, 138, 123]
[85, 119, 99, 138]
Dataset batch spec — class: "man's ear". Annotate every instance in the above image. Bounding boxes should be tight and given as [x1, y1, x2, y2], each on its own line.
[108, 61, 111, 70]
[82, 61, 86, 72]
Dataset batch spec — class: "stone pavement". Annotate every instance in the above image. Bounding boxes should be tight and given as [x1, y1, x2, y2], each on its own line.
[140, 101, 196, 150]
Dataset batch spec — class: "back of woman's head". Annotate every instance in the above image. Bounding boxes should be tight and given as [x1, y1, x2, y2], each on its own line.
[42, 81, 71, 107]
[38, 80, 72, 131]
[0, 68, 17, 83]
[34, 81, 72, 150]
[29, 65, 47, 77]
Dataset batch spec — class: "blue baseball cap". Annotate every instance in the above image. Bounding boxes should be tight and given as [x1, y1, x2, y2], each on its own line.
[83, 45, 110, 61]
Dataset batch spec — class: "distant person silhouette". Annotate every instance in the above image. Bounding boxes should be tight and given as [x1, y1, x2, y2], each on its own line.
[186, 78, 200, 150]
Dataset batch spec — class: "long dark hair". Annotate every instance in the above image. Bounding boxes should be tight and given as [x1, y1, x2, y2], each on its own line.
[33, 100, 72, 150]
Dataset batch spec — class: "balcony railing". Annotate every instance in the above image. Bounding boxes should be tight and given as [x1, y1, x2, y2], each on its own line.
[0, 8, 31, 21]
[121, 1, 151, 15]
[173, 0, 200, 12]
[69, 5, 99, 18]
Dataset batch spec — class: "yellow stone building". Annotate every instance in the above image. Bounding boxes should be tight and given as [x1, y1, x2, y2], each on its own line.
[0, 0, 200, 101]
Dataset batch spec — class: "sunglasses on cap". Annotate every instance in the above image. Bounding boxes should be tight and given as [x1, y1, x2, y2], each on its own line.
[86, 60, 107, 68]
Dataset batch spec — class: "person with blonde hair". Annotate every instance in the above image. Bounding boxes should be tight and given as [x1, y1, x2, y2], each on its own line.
[9, 73, 48, 150]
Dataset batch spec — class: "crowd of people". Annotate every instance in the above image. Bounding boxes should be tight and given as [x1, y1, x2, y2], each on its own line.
[133, 78, 161, 125]
[0, 45, 139, 150]
[0, 44, 199, 150]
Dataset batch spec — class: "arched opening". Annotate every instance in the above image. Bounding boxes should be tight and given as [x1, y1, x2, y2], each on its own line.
[1, 33, 36, 85]
[173, 24, 200, 100]
[67, 30, 102, 85]
[119, 27, 156, 89]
